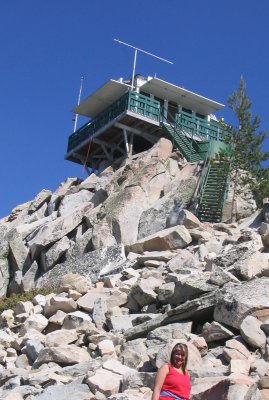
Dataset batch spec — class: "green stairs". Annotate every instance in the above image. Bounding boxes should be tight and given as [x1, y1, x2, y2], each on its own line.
[161, 114, 230, 223]
[162, 123, 208, 162]
[197, 159, 230, 222]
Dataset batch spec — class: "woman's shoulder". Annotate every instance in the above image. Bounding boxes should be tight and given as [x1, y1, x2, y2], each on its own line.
[159, 363, 170, 372]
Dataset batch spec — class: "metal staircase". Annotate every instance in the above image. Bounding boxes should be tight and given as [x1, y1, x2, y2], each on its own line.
[160, 110, 230, 223]
[197, 159, 230, 222]
[161, 114, 209, 162]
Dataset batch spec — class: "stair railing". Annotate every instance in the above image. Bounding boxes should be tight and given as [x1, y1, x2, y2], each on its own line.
[197, 159, 212, 204]
[190, 157, 210, 214]
[160, 108, 197, 161]
[218, 159, 231, 216]
[159, 107, 176, 148]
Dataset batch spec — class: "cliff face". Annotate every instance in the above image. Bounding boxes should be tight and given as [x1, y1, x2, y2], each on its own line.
[0, 137, 269, 400]
[0, 138, 198, 296]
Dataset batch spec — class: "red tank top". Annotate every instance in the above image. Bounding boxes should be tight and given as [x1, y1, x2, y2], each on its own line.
[161, 364, 191, 400]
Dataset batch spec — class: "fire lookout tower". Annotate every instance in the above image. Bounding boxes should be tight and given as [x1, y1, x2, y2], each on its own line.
[65, 74, 230, 222]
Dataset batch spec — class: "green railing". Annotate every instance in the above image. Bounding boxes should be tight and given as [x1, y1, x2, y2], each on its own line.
[67, 91, 161, 153]
[67, 92, 128, 152]
[175, 111, 226, 142]
[67, 91, 226, 154]
[161, 108, 209, 161]
[128, 92, 160, 121]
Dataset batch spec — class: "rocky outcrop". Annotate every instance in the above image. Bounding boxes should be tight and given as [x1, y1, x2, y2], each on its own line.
[0, 138, 268, 399]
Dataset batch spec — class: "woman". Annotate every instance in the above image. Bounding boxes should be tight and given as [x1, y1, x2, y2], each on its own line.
[151, 342, 191, 400]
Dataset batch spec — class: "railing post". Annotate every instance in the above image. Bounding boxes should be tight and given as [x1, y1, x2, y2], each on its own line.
[190, 130, 194, 162]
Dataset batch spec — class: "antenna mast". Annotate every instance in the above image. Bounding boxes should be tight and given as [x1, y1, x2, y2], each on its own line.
[73, 76, 84, 133]
[114, 39, 173, 90]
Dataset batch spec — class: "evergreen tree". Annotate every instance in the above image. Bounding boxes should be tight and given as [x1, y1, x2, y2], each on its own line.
[223, 77, 269, 221]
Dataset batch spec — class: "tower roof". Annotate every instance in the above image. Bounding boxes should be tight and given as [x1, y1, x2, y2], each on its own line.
[73, 76, 224, 118]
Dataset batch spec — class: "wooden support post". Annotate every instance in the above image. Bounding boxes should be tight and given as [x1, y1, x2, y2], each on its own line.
[129, 133, 134, 157]
[123, 129, 129, 154]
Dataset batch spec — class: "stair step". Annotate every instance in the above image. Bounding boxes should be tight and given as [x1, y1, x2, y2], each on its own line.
[197, 155, 229, 223]
[202, 192, 225, 196]
[163, 124, 204, 163]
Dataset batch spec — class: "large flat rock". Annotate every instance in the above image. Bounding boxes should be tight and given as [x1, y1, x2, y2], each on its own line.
[214, 277, 269, 329]
[37, 245, 125, 288]
[126, 225, 192, 254]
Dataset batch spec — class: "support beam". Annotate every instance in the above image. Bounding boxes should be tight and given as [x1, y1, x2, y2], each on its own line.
[93, 137, 125, 155]
[101, 144, 113, 160]
[90, 133, 126, 160]
[115, 122, 157, 144]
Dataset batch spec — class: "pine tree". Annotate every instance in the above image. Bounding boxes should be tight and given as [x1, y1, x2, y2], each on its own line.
[223, 77, 269, 221]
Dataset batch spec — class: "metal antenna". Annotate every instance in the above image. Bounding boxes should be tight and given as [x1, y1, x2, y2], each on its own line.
[114, 39, 173, 90]
[73, 76, 84, 133]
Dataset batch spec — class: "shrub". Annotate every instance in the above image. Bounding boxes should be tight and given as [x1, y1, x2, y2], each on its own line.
[0, 287, 54, 312]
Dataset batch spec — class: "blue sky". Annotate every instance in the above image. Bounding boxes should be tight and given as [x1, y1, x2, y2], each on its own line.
[1, 0, 269, 218]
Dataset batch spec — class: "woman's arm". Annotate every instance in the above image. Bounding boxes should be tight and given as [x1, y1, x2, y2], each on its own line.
[151, 364, 169, 400]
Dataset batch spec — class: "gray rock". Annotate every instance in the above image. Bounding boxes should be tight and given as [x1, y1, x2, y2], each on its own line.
[125, 292, 217, 340]
[240, 315, 267, 349]
[62, 311, 94, 332]
[214, 244, 249, 270]
[44, 296, 77, 317]
[0, 225, 9, 297]
[60, 360, 101, 378]
[28, 189, 51, 215]
[58, 273, 92, 295]
[146, 322, 192, 348]
[233, 250, 269, 280]
[0, 258, 10, 297]
[127, 225, 192, 254]
[40, 236, 70, 272]
[93, 297, 107, 330]
[86, 368, 121, 396]
[6, 228, 31, 271]
[27, 202, 93, 259]
[161, 274, 217, 305]
[201, 321, 234, 343]
[169, 209, 201, 229]
[214, 278, 269, 329]
[191, 377, 230, 400]
[223, 337, 251, 362]
[24, 339, 44, 362]
[38, 245, 126, 288]
[138, 174, 197, 240]
[21, 261, 39, 292]
[260, 318, 269, 335]
[45, 329, 78, 347]
[210, 264, 240, 286]
[47, 177, 82, 214]
[36, 384, 92, 400]
[130, 277, 161, 307]
[166, 250, 198, 273]
[58, 189, 95, 217]
[34, 345, 91, 367]
[120, 370, 155, 391]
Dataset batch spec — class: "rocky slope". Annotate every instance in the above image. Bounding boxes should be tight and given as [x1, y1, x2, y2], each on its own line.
[0, 138, 268, 399]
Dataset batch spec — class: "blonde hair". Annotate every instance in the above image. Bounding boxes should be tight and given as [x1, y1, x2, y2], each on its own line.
[170, 343, 188, 374]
